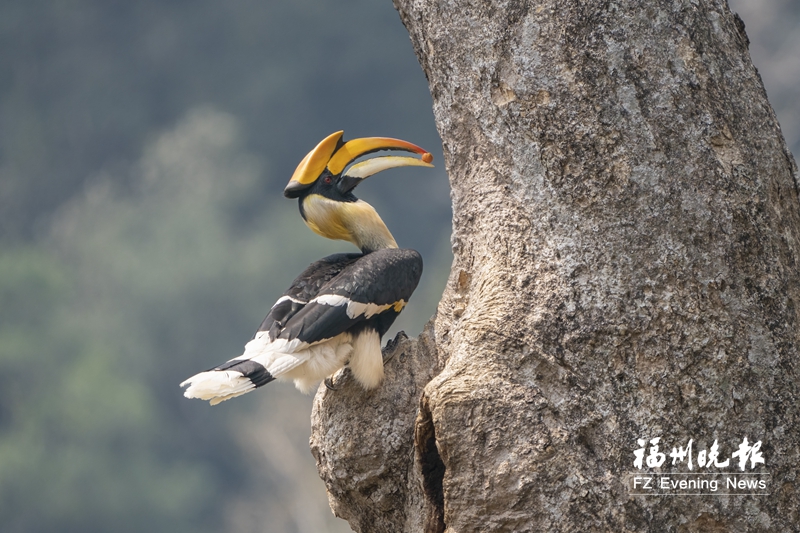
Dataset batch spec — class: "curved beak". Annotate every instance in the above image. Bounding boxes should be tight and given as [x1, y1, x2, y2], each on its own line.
[337, 155, 434, 194]
[284, 132, 433, 198]
[327, 137, 431, 175]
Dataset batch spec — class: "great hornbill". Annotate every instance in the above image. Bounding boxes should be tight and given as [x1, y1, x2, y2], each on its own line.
[181, 131, 433, 404]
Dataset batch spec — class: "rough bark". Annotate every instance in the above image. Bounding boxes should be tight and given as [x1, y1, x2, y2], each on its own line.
[311, 1, 800, 531]
[311, 326, 443, 533]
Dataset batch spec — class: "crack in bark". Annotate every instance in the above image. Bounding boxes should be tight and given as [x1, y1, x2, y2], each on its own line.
[414, 394, 446, 533]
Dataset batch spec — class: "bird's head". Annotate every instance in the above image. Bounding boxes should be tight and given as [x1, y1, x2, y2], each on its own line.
[283, 131, 434, 253]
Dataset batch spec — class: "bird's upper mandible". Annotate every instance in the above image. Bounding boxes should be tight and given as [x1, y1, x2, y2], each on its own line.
[283, 131, 434, 199]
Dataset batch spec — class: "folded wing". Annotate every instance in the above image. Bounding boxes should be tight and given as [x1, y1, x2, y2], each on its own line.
[180, 249, 422, 404]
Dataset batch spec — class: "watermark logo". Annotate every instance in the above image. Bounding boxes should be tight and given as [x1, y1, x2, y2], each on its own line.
[627, 437, 769, 496]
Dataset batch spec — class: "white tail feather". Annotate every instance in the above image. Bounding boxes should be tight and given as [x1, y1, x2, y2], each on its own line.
[181, 370, 255, 405]
[181, 331, 363, 404]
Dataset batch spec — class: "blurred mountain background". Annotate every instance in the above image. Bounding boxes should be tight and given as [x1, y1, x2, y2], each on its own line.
[0, 1, 796, 532]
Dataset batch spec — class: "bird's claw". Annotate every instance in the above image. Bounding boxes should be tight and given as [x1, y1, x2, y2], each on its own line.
[325, 366, 347, 390]
[324, 375, 339, 391]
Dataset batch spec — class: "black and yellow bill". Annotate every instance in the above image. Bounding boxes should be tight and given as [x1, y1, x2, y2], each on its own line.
[284, 131, 434, 198]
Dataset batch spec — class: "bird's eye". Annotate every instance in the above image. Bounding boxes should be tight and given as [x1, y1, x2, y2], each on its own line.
[323, 176, 333, 184]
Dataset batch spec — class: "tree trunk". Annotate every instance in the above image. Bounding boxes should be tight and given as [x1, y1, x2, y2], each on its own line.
[310, 1, 800, 531]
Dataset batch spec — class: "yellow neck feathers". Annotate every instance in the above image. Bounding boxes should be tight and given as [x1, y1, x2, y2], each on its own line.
[302, 194, 398, 253]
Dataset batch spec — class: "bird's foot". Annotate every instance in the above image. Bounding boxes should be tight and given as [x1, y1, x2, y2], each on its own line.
[324, 375, 339, 391]
[381, 331, 406, 365]
[382, 347, 397, 365]
[325, 368, 348, 391]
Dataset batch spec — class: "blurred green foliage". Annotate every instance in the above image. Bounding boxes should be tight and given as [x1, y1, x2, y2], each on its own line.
[0, 109, 324, 532]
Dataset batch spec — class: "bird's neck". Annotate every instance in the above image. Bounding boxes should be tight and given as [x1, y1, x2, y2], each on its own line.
[301, 195, 398, 253]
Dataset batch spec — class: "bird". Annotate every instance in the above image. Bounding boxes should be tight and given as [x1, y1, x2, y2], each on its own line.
[180, 131, 434, 404]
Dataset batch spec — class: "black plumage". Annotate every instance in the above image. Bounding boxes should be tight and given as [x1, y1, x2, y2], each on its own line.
[261, 249, 423, 345]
